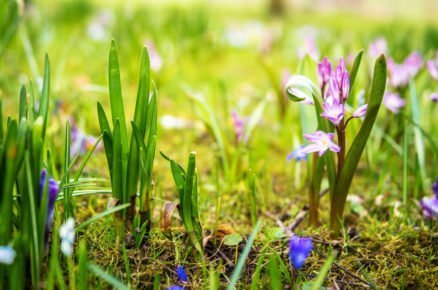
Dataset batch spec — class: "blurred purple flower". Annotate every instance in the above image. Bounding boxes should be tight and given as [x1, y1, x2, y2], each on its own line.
[301, 131, 340, 156]
[145, 40, 163, 72]
[368, 37, 388, 58]
[287, 145, 307, 161]
[281, 69, 291, 97]
[288, 235, 313, 269]
[388, 51, 423, 88]
[297, 34, 319, 61]
[71, 123, 101, 157]
[404, 51, 423, 76]
[419, 180, 438, 219]
[352, 104, 368, 118]
[427, 53, 438, 80]
[39, 170, 60, 237]
[317, 57, 332, 90]
[231, 110, 245, 143]
[433, 180, 438, 195]
[383, 92, 405, 114]
[430, 93, 438, 102]
[176, 265, 188, 284]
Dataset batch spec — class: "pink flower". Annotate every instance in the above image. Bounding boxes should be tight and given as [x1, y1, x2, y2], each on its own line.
[145, 40, 162, 72]
[333, 59, 350, 100]
[388, 51, 423, 88]
[368, 37, 388, 58]
[231, 110, 245, 142]
[430, 93, 438, 102]
[317, 57, 332, 89]
[301, 131, 340, 156]
[383, 92, 405, 114]
[352, 104, 368, 118]
[321, 94, 344, 126]
[427, 52, 438, 80]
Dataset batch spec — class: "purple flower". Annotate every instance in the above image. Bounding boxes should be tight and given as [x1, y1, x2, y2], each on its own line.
[352, 104, 368, 118]
[288, 235, 313, 269]
[301, 131, 340, 156]
[419, 181, 438, 219]
[176, 265, 188, 284]
[317, 57, 332, 89]
[433, 180, 438, 196]
[39, 170, 60, 237]
[333, 58, 350, 100]
[321, 94, 345, 126]
[388, 51, 423, 88]
[231, 110, 245, 143]
[287, 146, 307, 161]
[430, 93, 438, 102]
[167, 287, 184, 290]
[368, 37, 388, 58]
[70, 122, 101, 157]
[383, 92, 406, 114]
[427, 53, 438, 80]
[404, 51, 423, 76]
[145, 40, 163, 72]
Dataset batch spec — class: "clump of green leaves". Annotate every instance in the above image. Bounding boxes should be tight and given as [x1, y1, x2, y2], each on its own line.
[162, 151, 203, 254]
[97, 41, 157, 238]
[0, 56, 50, 288]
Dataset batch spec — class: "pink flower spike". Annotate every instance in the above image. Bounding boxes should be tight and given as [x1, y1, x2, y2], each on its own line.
[383, 92, 405, 114]
[427, 53, 438, 80]
[352, 104, 368, 118]
[231, 110, 245, 142]
[404, 51, 423, 76]
[368, 37, 388, 58]
[302, 131, 340, 156]
[317, 57, 332, 88]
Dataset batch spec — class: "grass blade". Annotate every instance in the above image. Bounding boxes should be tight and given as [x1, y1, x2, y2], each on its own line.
[76, 203, 130, 231]
[227, 219, 262, 290]
[88, 263, 130, 290]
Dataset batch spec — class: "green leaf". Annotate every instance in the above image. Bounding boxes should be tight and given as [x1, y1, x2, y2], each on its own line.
[88, 263, 130, 290]
[108, 41, 128, 181]
[310, 251, 336, 290]
[73, 135, 103, 182]
[409, 81, 426, 194]
[269, 255, 282, 290]
[348, 50, 364, 96]
[223, 233, 243, 246]
[126, 47, 152, 209]
[19, 85, 27, 121]
[330, 55, 387, 231]
[78, 241, 89, 290]
[227, 220, 262, 290]
[112, 119, 124, 203]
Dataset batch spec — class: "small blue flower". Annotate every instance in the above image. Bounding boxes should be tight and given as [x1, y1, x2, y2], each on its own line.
[287, 146, 307, 161]
[176, 265, 188, 283]
[167, 286, 184, 290]
[288, 235, 313, 269]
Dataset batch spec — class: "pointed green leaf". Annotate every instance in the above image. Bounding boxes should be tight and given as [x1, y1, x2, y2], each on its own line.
[331, 55, 387, 230]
